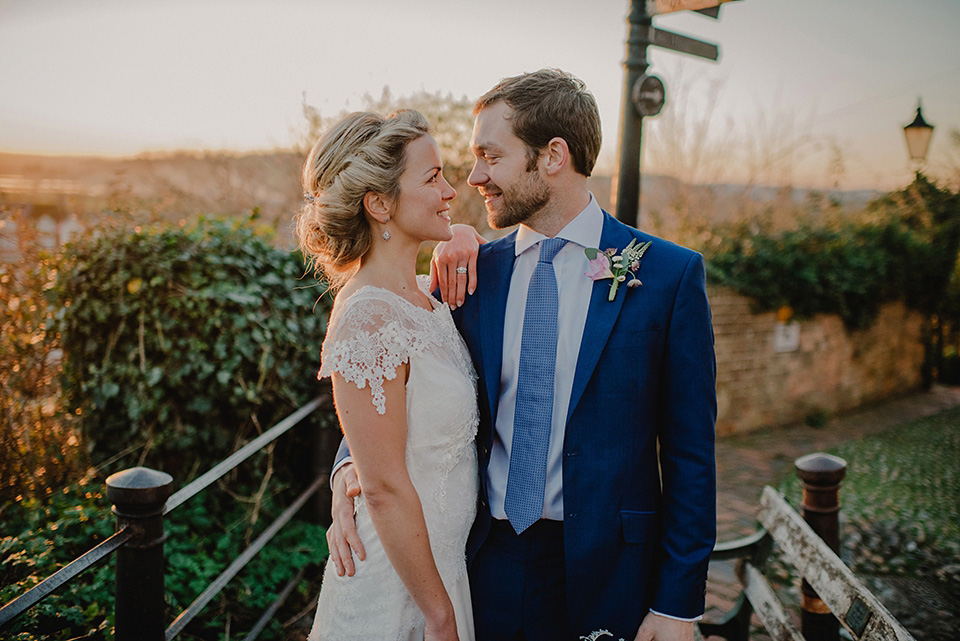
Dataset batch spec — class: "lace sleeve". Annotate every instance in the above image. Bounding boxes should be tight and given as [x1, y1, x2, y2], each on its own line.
[319, 293, 411, 415]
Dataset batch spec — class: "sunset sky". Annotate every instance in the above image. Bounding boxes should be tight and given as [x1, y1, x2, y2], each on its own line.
[1, 0, 958, 190]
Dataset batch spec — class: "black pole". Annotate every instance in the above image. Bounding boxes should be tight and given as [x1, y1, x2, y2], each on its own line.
[613, 0, 651, 228]
[795, 453, 847, 641]
[296, 386, 337, 527]
[106, 467, 173, 641]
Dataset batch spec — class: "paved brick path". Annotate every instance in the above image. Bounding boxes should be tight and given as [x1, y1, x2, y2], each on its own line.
[702, 384, 960, 636]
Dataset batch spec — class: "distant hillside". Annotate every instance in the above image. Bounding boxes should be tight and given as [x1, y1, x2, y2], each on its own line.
[1, 150, 883, 241]
[0, 151, 304, 229]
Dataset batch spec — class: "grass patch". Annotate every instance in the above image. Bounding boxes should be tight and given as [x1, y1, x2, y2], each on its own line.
[779, 405, 960, 586]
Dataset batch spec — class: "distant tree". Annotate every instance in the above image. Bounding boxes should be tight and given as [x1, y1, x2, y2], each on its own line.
[945, 129, 960, 191]
[300, 88, 488, 234]
[868, 174, 960, 316]
[641, 64, 829, 248]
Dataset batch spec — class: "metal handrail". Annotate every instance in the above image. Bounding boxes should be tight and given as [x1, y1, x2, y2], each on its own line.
[164, 396, 326, 515]
[243, 566, 307, 641]
[1, 393, 335, 638]
[165, 474, 327, 639]
[0, 527, 134, 625]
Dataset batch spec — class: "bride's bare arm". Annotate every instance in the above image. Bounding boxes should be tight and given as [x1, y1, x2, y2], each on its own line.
[331, 224, 483, 575]
[332, 367, 458, 640]
[429, 224, 486, 309]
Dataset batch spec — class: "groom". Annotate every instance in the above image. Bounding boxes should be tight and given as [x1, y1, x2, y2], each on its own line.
[329, 69, 716, 641]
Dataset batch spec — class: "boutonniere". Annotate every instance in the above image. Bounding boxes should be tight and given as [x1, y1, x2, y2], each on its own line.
[584, 239, 652, 301]
[580, 631, 625, 641]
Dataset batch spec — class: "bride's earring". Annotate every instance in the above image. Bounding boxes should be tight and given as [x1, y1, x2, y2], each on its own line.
[381, 215, 391, 241]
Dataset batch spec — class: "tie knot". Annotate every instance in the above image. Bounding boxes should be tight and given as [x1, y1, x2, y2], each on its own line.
[538, 237, 567, 264]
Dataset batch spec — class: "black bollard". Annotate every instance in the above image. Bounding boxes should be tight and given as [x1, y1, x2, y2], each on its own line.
[795, 453, 847, 641]
[106, 467, 173, 641]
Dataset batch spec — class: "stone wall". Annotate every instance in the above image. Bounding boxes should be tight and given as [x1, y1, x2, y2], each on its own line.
[709, 286, 925, 436]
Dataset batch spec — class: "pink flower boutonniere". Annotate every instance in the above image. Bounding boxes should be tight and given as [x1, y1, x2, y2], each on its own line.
[584, 239, 652, 301]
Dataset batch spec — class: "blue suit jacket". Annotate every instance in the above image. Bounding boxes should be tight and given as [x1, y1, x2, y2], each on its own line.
[333, 212, 716, 636]
[452, 212, 717, 636]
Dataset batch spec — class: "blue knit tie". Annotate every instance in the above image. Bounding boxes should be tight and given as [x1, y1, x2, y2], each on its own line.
[504, 237, 567, 534]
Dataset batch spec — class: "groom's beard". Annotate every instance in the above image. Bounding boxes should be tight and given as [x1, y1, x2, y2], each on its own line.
[484, 170, 551, 230]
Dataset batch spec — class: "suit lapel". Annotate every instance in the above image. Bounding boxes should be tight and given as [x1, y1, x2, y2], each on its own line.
[477, 233, 517, 424]
[567, 214, 636, 420]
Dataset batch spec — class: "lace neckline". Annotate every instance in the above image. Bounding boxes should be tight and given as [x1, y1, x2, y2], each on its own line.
[345, 283, 444, 315]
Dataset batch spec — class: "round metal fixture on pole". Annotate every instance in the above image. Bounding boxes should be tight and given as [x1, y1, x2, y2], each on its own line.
[632, 74, 666, 117]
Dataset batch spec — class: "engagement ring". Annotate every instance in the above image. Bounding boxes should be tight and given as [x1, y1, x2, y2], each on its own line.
[456, 267, 468, 274]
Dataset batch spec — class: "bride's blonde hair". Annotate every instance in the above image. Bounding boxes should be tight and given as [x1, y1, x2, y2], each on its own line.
[295, 109, 429, 288]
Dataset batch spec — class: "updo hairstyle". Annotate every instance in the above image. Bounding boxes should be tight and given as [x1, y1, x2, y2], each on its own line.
[296, 109, 429, 287]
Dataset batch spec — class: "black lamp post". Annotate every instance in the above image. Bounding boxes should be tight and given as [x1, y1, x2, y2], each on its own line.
[902, 100, 940, 390]
[903, 100, 934, 167]
[612, 0, 654, 229]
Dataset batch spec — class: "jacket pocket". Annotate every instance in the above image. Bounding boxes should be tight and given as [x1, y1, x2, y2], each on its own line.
[603, 326, 662, 352]
[621, 510, 660, 544]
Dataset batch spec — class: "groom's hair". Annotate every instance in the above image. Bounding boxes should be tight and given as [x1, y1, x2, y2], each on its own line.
[475, 68, 602, 177]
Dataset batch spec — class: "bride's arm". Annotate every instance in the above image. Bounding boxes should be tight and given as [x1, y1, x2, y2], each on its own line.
[332, 365, 458, 640]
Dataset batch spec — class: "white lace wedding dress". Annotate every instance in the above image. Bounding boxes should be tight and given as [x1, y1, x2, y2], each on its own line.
[308, 278, 479, 641]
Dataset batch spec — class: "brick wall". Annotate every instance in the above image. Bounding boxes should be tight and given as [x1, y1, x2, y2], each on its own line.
[709, 286, 925, 436]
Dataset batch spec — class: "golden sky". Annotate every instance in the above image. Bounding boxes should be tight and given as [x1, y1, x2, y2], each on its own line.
[1, 0, 958, 190]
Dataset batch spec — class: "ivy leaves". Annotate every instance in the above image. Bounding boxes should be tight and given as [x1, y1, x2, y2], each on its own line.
[50, 218, 332, 478]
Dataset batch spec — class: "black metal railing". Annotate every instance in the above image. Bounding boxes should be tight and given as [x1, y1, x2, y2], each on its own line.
[0, 390, 336, 640]
[0, 528, 136, 623]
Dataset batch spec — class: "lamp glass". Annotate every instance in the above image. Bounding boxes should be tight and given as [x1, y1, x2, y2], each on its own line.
[904, 125, 933, 162]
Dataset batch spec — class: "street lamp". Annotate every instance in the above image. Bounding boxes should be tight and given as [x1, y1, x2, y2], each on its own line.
[903, 100, 934, 164]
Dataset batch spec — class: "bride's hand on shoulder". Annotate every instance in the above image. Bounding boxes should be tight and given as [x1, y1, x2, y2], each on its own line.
[430, 224, 485, 310]
[327, 463, 365, 576]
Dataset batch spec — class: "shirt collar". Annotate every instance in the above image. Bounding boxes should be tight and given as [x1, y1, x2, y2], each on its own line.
[514, 193, 604, 257]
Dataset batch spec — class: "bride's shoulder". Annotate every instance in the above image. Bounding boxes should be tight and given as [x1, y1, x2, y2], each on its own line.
[331, 286, 399, 322]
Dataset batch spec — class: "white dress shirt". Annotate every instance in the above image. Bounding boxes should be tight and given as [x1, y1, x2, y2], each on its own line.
[488, 197, 700, 623]
[486, 195, 603, 522]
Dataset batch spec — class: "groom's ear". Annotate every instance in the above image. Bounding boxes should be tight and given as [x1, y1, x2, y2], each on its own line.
[541, 137, 569, 176]
[363, 191, 391, 224]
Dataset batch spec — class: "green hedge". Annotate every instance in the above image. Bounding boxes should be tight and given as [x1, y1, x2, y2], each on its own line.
[707, 175, 960, 330]
[49, 217, 333, 477]
[2, 217, 336, 639]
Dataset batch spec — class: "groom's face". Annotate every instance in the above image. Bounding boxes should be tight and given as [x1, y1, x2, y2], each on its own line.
[468, 101, 550, 230]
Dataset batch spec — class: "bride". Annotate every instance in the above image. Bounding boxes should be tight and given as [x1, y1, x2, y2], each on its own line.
[296, 110, 478, 641]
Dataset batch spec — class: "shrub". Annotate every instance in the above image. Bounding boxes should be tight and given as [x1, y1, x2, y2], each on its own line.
[48, 216, 333, 479]
[1, 473, 329, 640]
[707, 176, 960, 330]
[0, 474, 115, 641]
[0, 210, 85, 507]
[3, 216, 336, 639]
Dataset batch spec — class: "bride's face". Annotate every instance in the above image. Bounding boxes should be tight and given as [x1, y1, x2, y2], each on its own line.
[388, 135, 457, 244]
